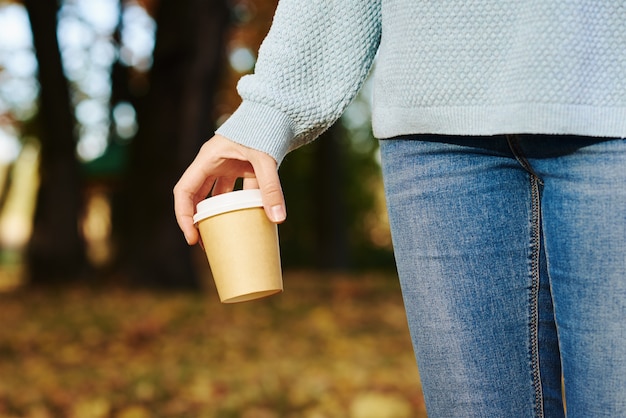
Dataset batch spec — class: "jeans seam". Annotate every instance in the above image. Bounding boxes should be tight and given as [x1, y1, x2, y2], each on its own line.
[506, 135, 545, 415]
[530, 174, 544, 418]
[506, 135, 545, 186]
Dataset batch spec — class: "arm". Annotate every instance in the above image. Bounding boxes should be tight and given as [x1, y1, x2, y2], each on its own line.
[174, 0, 381, 244]
[217, 0, 382, 164]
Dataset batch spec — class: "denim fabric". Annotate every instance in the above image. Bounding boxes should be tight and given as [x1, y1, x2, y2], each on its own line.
[380, 135, 626, 417]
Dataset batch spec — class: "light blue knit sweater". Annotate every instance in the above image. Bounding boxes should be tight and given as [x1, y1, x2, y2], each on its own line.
[216, 0, 626, 164]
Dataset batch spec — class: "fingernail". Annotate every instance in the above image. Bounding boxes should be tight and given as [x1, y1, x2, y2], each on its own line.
[270, 205, 286, 222]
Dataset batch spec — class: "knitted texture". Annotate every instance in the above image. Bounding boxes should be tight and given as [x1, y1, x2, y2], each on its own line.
[217, 0, 626, 163]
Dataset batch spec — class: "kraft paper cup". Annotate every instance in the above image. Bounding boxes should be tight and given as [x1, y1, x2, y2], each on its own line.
[193, 189, 283, 303]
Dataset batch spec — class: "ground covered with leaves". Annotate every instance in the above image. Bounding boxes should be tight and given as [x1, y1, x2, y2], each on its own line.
[0, 271, 426, 418]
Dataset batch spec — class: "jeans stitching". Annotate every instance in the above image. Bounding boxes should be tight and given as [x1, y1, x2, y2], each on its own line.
[508, 134, 545, 416]
[529, 174, 544, 418]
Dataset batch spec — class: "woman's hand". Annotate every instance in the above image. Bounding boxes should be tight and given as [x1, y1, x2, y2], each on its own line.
[173, 134, 286, 245]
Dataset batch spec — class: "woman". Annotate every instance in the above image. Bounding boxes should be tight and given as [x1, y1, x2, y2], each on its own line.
[174, 1, 626, 416]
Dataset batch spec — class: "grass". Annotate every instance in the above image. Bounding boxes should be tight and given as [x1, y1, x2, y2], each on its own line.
[0, 270, 426, 418]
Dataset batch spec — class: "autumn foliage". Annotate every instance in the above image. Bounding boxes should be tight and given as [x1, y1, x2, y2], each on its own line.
[0, 272, 426, 417]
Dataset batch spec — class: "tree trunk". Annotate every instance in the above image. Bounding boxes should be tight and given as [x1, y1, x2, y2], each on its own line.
[23, 0, 87, 283]
[313, 124, 351, 270]
[117, 0, 230, 288]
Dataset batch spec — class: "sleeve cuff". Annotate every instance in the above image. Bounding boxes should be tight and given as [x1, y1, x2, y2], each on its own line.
[215, 101, 296, 165]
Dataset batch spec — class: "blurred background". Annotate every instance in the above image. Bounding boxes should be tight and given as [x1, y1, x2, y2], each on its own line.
[0, 0, 425, 416]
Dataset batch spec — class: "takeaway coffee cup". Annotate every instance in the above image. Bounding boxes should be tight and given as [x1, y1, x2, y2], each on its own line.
[193, 189, 283, 303]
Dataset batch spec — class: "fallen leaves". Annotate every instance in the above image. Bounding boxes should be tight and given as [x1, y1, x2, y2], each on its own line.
[0, 271, 426, 417]
[350, 392, 412, 418]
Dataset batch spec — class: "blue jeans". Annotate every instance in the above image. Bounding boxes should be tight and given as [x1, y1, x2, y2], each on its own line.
[380, 135, 626, 418]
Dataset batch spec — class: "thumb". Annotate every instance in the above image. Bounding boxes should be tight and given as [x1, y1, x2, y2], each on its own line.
[244, 157, 286, 224]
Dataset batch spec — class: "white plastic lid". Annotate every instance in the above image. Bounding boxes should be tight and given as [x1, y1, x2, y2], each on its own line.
[193, 189, 263, 224]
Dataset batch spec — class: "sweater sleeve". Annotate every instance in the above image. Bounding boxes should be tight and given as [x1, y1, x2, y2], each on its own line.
[215, 0, 382, 164]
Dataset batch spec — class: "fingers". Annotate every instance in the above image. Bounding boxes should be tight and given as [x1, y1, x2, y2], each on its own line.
[252, 160, 286, 223]
[175, 174, 215, 244]
[173, 134, 287, 246]
[212, 176, 237, 195]
[237, 147, 286, 223]
[175, 173, 225, 245]
[243, 173, 286, 223]
[173, 178, 209, 245]
[242, 177, 259, 189]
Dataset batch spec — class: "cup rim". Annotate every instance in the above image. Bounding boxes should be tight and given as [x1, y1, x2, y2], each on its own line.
[193, 189, 263, 224]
